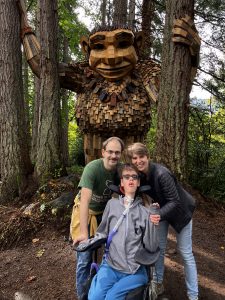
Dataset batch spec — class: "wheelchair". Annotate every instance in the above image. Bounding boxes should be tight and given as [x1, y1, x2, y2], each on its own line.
[74, 184, 160, 300]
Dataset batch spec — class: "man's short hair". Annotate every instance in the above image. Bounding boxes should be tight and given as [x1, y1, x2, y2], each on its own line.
[126, 142, 149, 159]
[102, 137, 124, 151]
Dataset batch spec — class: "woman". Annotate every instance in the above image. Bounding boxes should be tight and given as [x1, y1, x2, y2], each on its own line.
[126, 143, 198, 300]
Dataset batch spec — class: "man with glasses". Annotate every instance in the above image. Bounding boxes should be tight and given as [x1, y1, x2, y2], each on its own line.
[70, 136, 124, 299]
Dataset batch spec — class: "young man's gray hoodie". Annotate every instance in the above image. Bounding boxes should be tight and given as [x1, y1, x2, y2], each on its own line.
[95, 195, 159, 274]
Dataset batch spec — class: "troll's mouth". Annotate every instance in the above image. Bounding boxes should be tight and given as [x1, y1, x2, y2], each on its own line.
[97, 65, 130, 72]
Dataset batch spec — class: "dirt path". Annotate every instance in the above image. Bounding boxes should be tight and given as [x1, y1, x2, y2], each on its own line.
[0, 198, 225, 300]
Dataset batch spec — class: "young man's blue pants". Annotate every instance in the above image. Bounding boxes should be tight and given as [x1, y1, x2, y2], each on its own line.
[88, 260, 148, 300]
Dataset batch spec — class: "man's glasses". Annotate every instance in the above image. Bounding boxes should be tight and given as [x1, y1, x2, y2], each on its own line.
[105, 150, 121, 156]
[122, 174, 139, 180]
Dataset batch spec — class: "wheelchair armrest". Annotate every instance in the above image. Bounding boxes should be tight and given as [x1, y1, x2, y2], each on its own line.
[73, 236, 107, 252]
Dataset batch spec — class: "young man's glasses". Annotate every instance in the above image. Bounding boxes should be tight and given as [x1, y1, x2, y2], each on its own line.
[122, 174, 139, 180]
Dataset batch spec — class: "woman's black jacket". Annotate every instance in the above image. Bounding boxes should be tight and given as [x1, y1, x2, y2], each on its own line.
[140, 162, 196, 233]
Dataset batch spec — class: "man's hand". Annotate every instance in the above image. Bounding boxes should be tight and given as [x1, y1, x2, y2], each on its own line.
[73, 233, 89, 246]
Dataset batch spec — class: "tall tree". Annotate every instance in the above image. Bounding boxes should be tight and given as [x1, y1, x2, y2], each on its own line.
[60, 34, 70, 167]
[154, 0, 196, 179]
[140, 0, 155, 59]
[113, 0, 127, 25]
[34, 0, 63, 182]
[0, 0, 33, 202]
[128, 0, 135, 29]
[100, 0, 107, 26]
[31, 0, 41, 163]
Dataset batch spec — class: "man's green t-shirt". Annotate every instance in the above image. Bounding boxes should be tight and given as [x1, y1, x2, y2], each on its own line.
[78, 158, 117, 212]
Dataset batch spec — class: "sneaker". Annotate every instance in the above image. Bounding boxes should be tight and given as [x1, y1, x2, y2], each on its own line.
[151, 281, 164, 296]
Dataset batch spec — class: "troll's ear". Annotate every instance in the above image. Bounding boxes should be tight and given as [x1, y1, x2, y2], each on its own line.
[80, 36, 90, 54]
[134, 31, 144, 49]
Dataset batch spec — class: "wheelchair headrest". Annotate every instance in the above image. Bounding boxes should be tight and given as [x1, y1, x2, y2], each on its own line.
[109, 184, 151, 196]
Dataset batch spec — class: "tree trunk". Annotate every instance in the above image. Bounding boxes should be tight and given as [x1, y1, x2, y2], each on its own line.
[0, 0, 33, 202]
[34, 0, 62, 183]
[128, 0, 135, 29]
[155, 0, 194, 179]
[140, 0, 154, 59]
[101, 0, 107, 26]
[60, 35, 70, 168]
[22, 56, 31, 141]
[113, 0, 127, 25]
[31, 0, 41, 162]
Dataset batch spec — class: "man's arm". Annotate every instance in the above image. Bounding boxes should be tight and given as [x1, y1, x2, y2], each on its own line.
[73, 187, 92, 244]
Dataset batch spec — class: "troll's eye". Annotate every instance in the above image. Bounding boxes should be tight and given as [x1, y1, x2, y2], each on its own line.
[118, 40, 132, 49]
[92, 43, 105, 50]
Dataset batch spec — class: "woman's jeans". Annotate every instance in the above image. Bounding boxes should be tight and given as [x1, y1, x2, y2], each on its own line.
[153, 220, 198, 300]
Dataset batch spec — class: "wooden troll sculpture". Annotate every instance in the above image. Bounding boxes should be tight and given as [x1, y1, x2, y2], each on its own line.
[17, 0, 200, 163]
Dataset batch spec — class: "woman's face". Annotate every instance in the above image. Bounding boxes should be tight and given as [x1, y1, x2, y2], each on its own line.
[131, 154, 149, 174]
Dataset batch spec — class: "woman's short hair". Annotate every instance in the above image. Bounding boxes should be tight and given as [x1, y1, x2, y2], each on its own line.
[126, 142, 149, 159]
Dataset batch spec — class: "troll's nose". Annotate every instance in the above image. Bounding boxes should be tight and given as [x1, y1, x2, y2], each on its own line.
[102, 46, 123, 65]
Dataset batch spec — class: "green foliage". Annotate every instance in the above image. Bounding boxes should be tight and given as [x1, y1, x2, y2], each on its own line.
[145, 106, 157, 157]
[67, 164, 84, 177]
[188, 101, 225, 202]
[68, 122, 85, 166]
[58, 0, 89, 59]
[76, 0, 102, 28]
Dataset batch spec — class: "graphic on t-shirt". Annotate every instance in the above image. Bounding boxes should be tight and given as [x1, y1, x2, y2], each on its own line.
[103, 180, 113, 197]
[92, 180, 113, 203]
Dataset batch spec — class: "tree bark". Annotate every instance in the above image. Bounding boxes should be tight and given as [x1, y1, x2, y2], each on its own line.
[31, 0, 41, 162]
[140, 0, 154, 59]
[34, 0, 62, 183]
[155, 0, 194, 179]
[113, 0, 127, 25]
[128, 0, 135, 29]
[101, 0, 107, 26]
[60, 35, 70, 168]
[22, 55, 32, 154]
[0, 0, 32, 202]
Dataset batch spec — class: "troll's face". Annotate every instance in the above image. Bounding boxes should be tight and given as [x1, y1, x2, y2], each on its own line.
[81, 29, 142, 81]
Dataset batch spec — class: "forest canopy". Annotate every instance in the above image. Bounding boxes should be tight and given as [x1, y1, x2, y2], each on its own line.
[0, 0, 224, 204]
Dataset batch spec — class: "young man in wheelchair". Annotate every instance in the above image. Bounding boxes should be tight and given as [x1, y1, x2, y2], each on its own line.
[75, 163, 160, 300]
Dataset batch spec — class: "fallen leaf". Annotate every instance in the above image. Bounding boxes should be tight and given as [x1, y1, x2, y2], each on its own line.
[26, 275, 37, 282]
[32, 238, 40, 243]
[36, 249, 45, 257]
